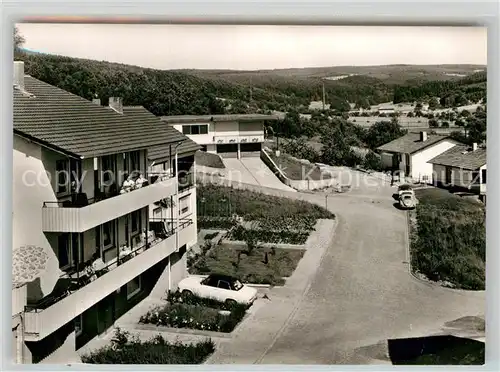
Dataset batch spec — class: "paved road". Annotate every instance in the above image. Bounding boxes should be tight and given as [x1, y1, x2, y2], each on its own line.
[255, 172, 485, 364]
[207, 169, 484, 364]
[222, 158, 296, 192]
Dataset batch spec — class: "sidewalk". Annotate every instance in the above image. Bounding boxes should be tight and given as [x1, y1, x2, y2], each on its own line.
[206, 218, 338, 364]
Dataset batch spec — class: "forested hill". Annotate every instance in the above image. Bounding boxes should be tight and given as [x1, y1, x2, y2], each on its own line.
[17, 51, 486, 116]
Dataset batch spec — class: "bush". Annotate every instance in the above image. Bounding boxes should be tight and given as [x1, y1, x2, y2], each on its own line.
[204, 232, 219, 240]
[139, 291, 248, 333]
[81, 328, 215, 364]
[411, 189, 485, 289]
[362, 151, 384, 171]
[230, 225, 310, 245]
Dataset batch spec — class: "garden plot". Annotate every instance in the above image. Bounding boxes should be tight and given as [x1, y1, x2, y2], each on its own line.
[137, 290, 249, 335]
[80, 328, 215, 364]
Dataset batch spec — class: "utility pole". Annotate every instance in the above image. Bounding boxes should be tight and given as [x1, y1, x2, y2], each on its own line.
[250, 76, 253, 102]
[322, 82, 326, 111]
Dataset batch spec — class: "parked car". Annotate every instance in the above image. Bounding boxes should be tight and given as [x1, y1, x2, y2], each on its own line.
[178, 274, 258, 306]
[398, 184, 418, 209]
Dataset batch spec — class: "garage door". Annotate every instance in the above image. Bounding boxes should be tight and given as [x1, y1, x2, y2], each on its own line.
[217, 144, 238, 158]
[240, 143, 262, 157]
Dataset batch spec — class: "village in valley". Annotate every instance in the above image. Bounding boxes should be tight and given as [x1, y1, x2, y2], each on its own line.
[11, 24, 486, 365]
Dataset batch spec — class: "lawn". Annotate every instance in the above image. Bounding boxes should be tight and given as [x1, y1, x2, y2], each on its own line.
[139, 290, 247, 333]
[268, 152, 330, 180]
[195, 150, 225, 169]
[410, 188, 485, 290]
[197, 184, 334, 220]
[81, 328, 215, 364]
[190, 243, 305, 286]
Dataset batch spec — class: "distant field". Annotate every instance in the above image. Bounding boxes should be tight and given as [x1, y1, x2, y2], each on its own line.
[349, 116, 429, 128]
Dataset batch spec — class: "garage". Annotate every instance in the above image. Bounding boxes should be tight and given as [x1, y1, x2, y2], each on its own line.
[216, 144, 238, 158]
[240, 142, 262, 158]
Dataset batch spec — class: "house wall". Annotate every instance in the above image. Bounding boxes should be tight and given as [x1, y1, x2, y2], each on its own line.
[410, 140, 457, 183]
[480, 164, 487, 194]
[171, 122, 215, 146]
[433, 163, 487, 194]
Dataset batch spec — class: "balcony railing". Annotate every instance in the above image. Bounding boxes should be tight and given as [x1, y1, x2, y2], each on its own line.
[25, 219, 193, 312]
[42, 173, 177, 232]
[213, 134, 265, 144]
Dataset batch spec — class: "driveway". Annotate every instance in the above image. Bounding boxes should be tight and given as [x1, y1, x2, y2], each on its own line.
[208, 170, 485, 364]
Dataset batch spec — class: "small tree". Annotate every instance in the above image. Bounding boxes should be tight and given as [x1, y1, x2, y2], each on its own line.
[429, 119, 439, 128]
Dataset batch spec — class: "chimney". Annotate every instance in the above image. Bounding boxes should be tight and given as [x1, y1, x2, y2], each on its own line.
[13, 61, 25, 91]
[472, 142, 478, 151]
[109, 97, 123, 114]
[420, 131, 428, 142]
[92, 98, 101, 105]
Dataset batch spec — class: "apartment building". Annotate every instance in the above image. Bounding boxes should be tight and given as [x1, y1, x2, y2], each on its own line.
[11, 61, 200, 364]
[160, 114, 278, 159]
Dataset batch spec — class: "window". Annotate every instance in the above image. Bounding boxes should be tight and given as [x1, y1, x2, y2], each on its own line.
[203, 276, 219, 287]
[126, 276, 141, 299]
[131, 210, 141, 235]
[482, 169, 487, 184]
[57, 234, 71, 269]
[74, 315, 83, 337]
[471, 171, 480, 185]
[179, 195, 189, 215]
[125, 151, 140, 174]
[56, 159, 69, 194]
[102, 221, 115, 249]
[101, 155, 116, 184]
[201, 145, 208, 152]
[218, 280, 231, 290]
[182, 124, 208, 135]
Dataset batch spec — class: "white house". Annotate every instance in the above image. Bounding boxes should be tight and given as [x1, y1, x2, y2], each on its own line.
[308, 100, 330, 111]
[160, 114, 278, 159]
[12, 61, 199, 364]
[377, 131, 459, 184]
[428, 143, 487, 196]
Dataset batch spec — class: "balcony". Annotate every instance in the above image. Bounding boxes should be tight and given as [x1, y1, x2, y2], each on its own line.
[178, 171, 195, 193]
[213, 134, 265, 144]
[42, 174, 177, 233]
[23, 219, 194, 341]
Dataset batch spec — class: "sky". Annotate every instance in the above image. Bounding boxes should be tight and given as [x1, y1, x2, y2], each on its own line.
[16, 23, 487, 70]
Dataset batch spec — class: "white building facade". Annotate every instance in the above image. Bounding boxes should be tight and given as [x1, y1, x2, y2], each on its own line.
[378, 131, 459, 184]
[160, 114, 277, 159]
[12, 62, 199, 364]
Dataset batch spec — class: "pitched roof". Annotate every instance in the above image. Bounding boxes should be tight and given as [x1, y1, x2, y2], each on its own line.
[428, 145, 487, 170]
[122, 106, 201, 162]
[160, 113, 278, 124]
[13, 76, 194, 158]
[377, 132, 452, 154]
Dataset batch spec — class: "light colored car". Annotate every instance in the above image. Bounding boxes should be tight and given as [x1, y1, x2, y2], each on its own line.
[178, 274, 258, 306]
[398, 185, 418, 209]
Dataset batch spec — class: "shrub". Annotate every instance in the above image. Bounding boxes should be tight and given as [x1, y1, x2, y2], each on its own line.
[81, 328, 215, 364]
[139, 291, 248, 333]
[204, 232, 219, 240]
[362, 151, 384, 171]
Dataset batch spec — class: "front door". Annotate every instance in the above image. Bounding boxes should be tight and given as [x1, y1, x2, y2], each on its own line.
[97, 293, 115, 334]
[405, 154, 411, 178]
[445, 166, 452, 185]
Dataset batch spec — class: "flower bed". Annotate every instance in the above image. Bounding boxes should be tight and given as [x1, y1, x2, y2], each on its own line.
[197, 216, 238, 230]
[190, 244, 305, 286]
[229, 225, 310, 245]
[139, 291, 247, 333]
[81, 328, 215, 364]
